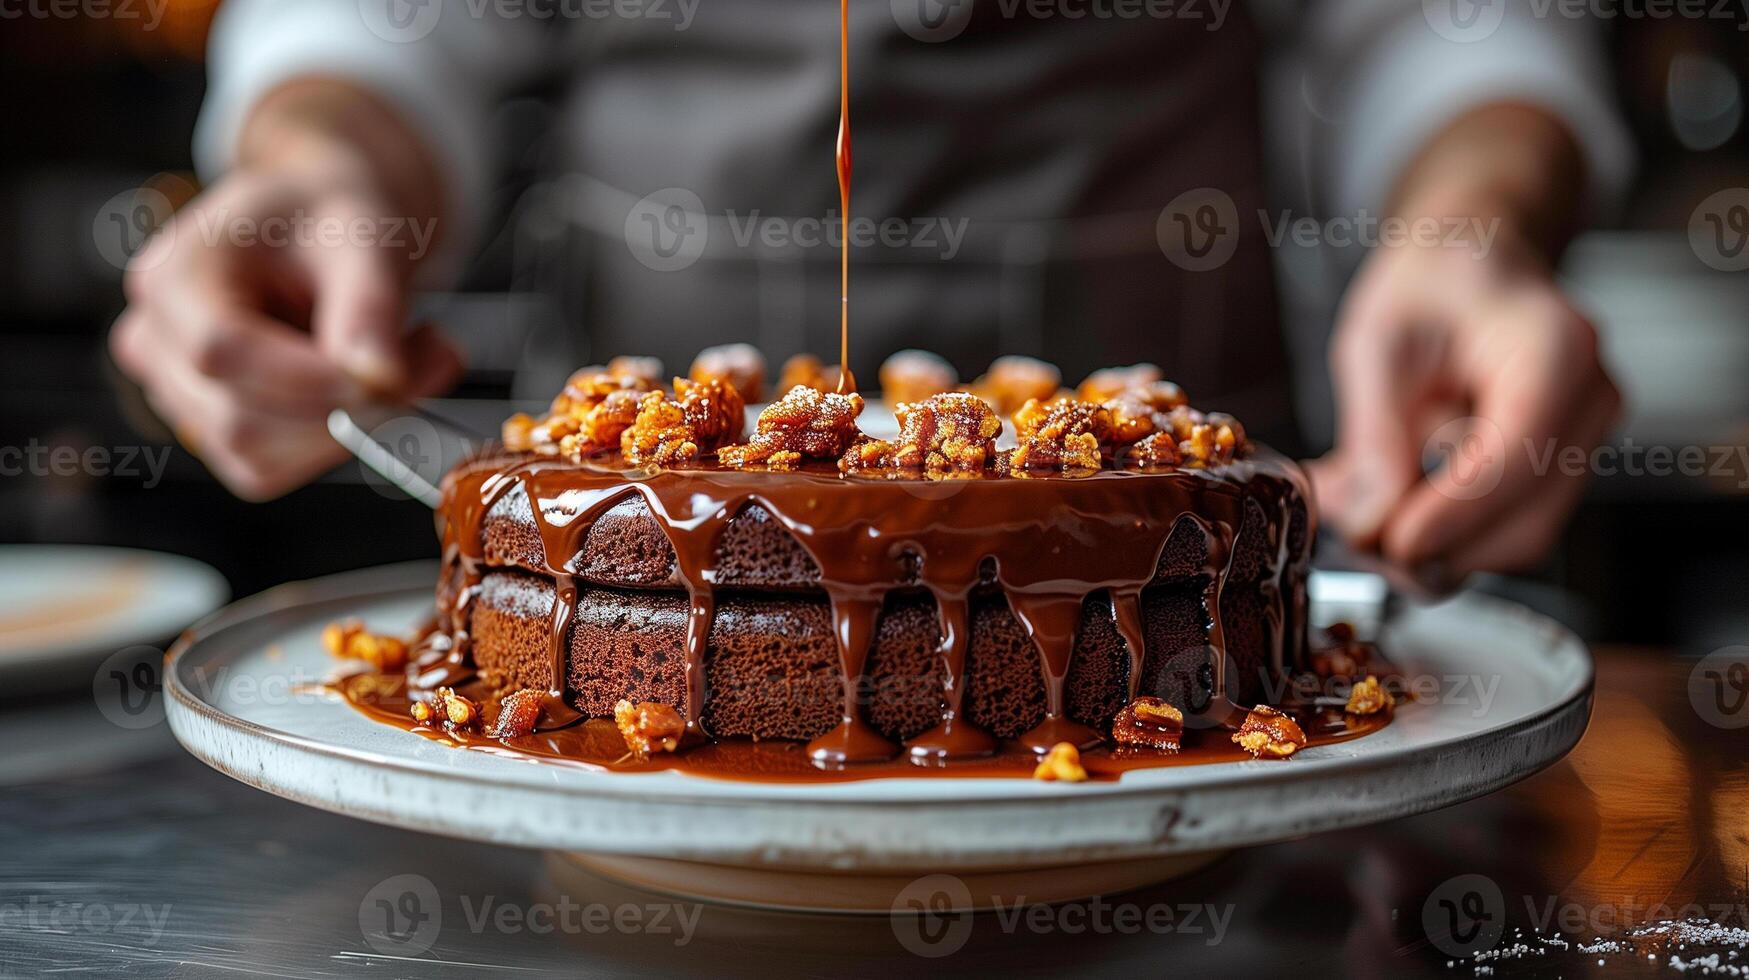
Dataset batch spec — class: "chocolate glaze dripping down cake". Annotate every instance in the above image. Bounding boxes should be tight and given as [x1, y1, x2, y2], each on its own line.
[427, 445, 1313, 765]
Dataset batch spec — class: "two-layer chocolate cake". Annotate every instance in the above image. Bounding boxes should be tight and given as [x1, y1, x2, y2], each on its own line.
[321, 347, 1395, 781]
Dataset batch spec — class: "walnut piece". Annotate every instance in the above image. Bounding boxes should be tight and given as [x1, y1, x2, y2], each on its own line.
[879, 349, 958, 405]
[620, 390, 698, 466]
[966, 355, 1062, 415]
[840, 391, 1000, 473]
[618, 378, 747, 467]
[1077, 363, 1164, 403]
[1009, 397, 1111, 471]
[719, 385, 864, 470]
[1232, 705, 1308, 759]
[1344, 676, 1392, 716]
[1032, 742, 1089, 782]
[321, 620, 409, 672]
[1111, 696, 1184, 751]
[491, 688, 545, 738]
[690, 343, 767, 403]
[509, 362, 664, 457]
[776, 353, 844, 395]
[614, 699, 686, 757]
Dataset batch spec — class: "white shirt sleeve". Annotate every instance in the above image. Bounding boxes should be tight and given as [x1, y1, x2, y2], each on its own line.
[195, 0, 552, 275]
[1307, 0, 1635, 222]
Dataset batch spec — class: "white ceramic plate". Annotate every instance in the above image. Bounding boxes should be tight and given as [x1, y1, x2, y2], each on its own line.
[0, 545, 229, 690]
[165, 561, 1590, 907]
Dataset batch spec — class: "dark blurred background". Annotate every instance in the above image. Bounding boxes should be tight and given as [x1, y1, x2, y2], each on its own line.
[0, 4, 1745, 651]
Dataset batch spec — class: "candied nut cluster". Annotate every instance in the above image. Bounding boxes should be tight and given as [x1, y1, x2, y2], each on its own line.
[620, 377, 747, 466]
[1032, 742, 1090, 782]
[1232, 705, 1308, 759]
[690, 343, 767, 403]
[321, 620, 409, 672]
[503, 360, 662, 455]
[1077, 363, 1164, 403]
[879, 349, 958, 405]
[1344, 676, 1392, 716]
[504, 349, 1252, 477]
[719, 384, 864, 470]
[1110, 696, 1185, 751]
[1310, 623, 1379, 680]
[491, 688, 545, 738]
[1008, 397, 1112, 471]
[777, 353, 845, 395]
[614, 699, 686, 757]
[412, 686, 481, 730]
[840, 391, 1001, 474]
[966, 355, 1062, 415]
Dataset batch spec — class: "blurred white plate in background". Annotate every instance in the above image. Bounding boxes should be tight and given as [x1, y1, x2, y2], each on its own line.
[0, 545, 229, 689]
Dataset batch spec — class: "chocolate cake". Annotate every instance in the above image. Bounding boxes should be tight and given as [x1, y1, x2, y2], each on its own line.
[400, 351, 1318, 769]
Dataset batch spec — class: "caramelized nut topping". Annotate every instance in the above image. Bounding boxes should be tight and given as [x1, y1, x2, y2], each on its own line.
[777, 353, 843, 395]
[620, 390, 699, 466]
[1111, 696, 1184, 751]
[967, 355, 1062, 416]
[1344, 676, 1392, 716]
[1077, 363, 1165, 403]
[677, 376, 747, 447]
[1123, 432, 1184, 468]
[719, 385, 865, 469]
[409, 700, 435, 725]
[690, 343, 768, 403]
[1232, 705, 1308, 759]
[1009, 397, 1111, 471]
[491, 688, 545, 738]
[322, 620, 409, 672]
[437, 687, 479, 729]
[614, 699, 686, 757]
[840, 391, 1000, 473]
[501, 412, 537, 453]
[1032, 742, 1089, 782]
[879, 349, 958, 405]
[550, 365, 657, 417]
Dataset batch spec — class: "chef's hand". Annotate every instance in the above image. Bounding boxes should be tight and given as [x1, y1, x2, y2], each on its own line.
[109, 80, 462, 500]
[1306, 105, 1622, 583]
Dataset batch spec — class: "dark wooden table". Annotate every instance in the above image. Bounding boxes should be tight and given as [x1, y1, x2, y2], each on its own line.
[2, 645, 1744, 978]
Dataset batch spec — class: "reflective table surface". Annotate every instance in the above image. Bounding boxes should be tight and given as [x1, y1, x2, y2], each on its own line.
[3, 646, 1746, 978]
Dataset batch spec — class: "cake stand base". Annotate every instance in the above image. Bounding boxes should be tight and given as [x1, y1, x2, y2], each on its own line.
[555, 850, 1228, 914]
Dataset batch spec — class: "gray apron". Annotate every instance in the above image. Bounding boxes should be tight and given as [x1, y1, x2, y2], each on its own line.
[526, 2, 1291, 442]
